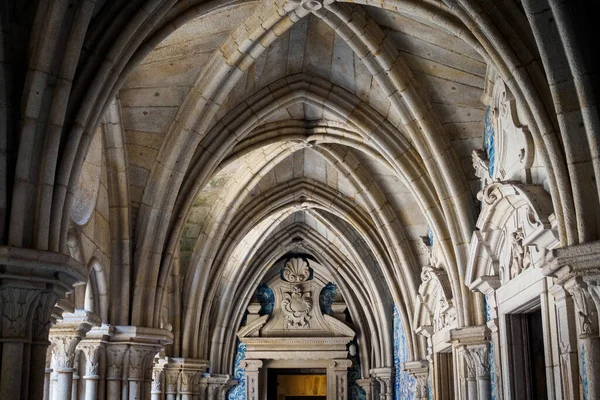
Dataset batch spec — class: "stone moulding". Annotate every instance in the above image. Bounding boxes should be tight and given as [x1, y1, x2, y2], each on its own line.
[466, 182, 558, 288]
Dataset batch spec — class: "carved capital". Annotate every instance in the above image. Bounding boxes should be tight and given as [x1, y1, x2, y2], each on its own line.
[50, 335, 81, 370]
[105, 344, 128, 379]
[240, 359, 263, 372]
[564, 277, 599, 336]
[151, 369, 162, 393]
[1, 287, 40, 338]
[165, 370, 180, 393]
[462, 345, 490, 379]
[79, 342, 102, 376]
[329, 358, 352, 370]
[180, 370, 197, 393]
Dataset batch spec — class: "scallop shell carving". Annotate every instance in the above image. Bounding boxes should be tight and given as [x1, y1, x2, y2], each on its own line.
[283, 258, 311, 282]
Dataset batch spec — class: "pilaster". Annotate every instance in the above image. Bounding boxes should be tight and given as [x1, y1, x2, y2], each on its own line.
[327, 359, 352, 399]
[449, 325, 491, 400]
[0, 247, 87, 399]
[49, 309, 101, 400]
[240, 359, 262, 400]
[544, 241, 600, 400]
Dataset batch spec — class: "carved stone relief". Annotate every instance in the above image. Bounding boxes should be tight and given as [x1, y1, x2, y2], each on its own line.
[282, 258, 311, 283]
[282, 286, 312, 329]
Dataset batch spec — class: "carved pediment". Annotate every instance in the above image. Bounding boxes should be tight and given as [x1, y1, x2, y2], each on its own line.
[237, 257, 355, 361]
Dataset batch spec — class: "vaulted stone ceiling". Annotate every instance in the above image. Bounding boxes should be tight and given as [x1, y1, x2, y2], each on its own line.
[102, 0, 492, 374]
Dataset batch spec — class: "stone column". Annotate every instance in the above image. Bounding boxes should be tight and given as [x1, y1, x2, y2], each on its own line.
[403, 360, 429, 400]
[549, 284, 580, 399]
[79, 325, 111, 400]
[151, 362, 165, 400]
[462, 345, 490, 400]
[106, 326, 173, 400]
[468, 276, 501, 400]
[180, 370, 198, 400]
[49, 310, 100, 400]
[543, 243, 600, 400]
[327, 359, 352, 399]
[198, 374, 209, 400]
[240, 360, 262, 400]
[165, 369, 179, 400]
[370, 367, 393, 400]
[449, 325, 490, 400]
[355, 378, 372, 399]
[71, 349, 81, 400]
[0, 248, 87, 400]
[564, 277, 600, 400]
[207, 374, 233, 400]
[105, 344, 128, 400]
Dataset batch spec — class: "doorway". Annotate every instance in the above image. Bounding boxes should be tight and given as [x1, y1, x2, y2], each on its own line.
[506, 309, 548, 399]
[267, 368, 327, 400]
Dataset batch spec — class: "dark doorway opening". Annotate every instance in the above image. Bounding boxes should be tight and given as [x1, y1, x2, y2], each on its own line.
[506, 309, 548, 399]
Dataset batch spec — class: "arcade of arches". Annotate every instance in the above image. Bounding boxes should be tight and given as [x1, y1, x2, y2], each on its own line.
[0, 0, 598, 399]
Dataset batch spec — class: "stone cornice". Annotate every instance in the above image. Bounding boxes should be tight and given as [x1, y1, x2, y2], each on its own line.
[544, 241, 600, 280]
[446, 325, 490, 345]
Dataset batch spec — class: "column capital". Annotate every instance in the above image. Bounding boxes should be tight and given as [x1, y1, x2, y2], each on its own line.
[461, 344, 490, 379]
[240, 359, 263, 372]
[49, 310, 100, 371]
[329, 358, 352, 370]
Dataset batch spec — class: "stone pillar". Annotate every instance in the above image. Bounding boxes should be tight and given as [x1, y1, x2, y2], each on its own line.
[370, 367, 393, 400]
[543, 243, 600, 400]
[462, 345, 490, 400]
[355, 378, 372, 399]
[403, 360, 429, 400]
[564, 277, 600, 400]
[71, 349, 81, 400]
[327, 359, 352, 399]
[159, 357, 210, 400]
[449, 325, 490, 400]
[79, 325, 111, 400]
[105, 326, 173, 400]
[49, 310, 100, 400]
[180, 370, 197, 400]
[206, 374, 233, 400]
[549, 284, 580, 399]
[105, 344, 128, 400]
[0, 248, 87, 400]
[240, 359, 262, 400]
[151, 362, 165, 400]
[468, 276, 501, 400]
